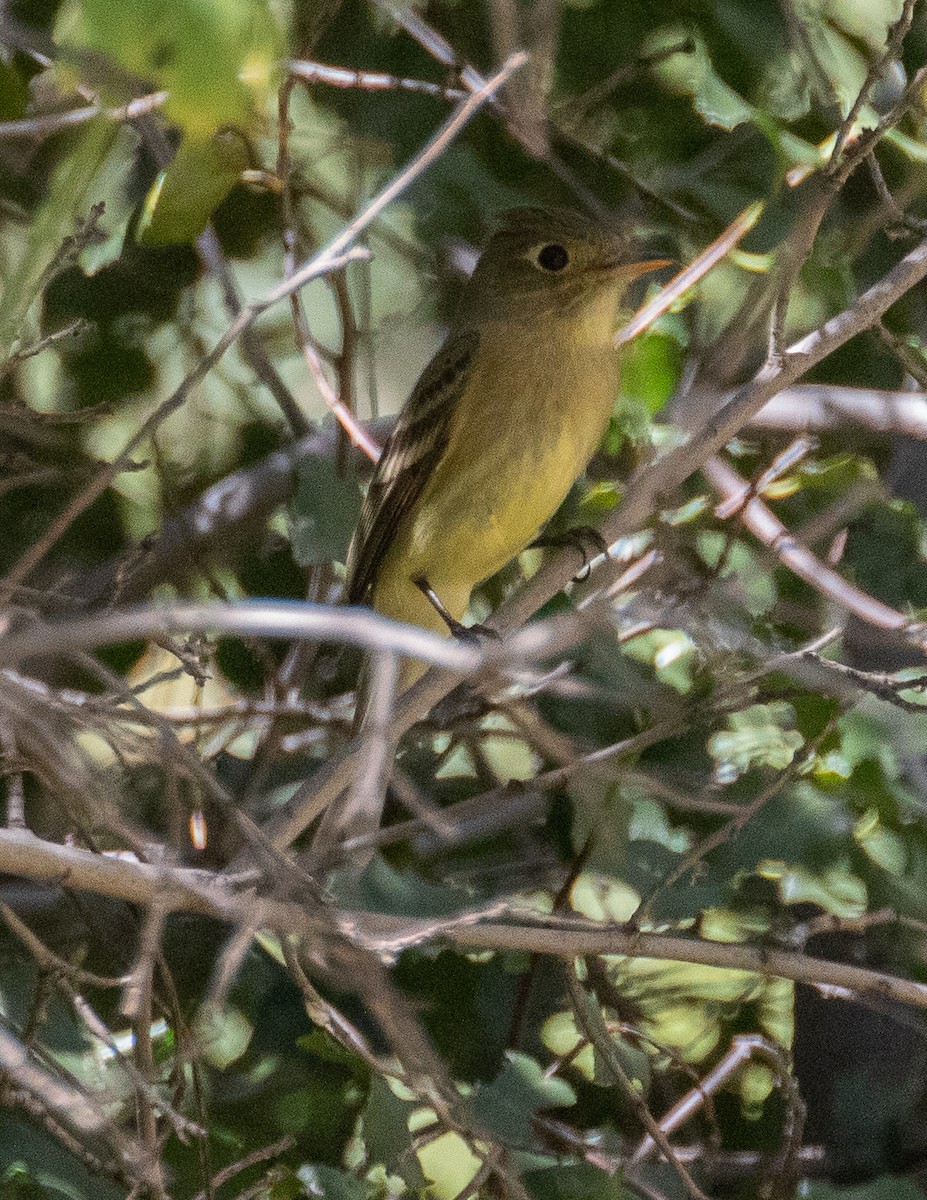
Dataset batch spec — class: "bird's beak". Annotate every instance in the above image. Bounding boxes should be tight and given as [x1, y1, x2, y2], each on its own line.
[590, 256, 673, 280]
[618, 257, 673, 279]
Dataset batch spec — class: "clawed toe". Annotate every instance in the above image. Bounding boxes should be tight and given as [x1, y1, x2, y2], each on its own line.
[458, 620, 501, 643]
[414, 575, 500, 641]
[529, 525, 609, 579]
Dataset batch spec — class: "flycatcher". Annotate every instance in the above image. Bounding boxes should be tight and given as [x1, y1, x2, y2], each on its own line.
[313, 207, 665, 866]
[345, 206, 664, 669]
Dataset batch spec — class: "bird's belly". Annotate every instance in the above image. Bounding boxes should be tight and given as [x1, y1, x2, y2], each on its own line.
[426, 442, 580, 577]
[373, 332, 618, 632]
[369, 431, 584, 684]
[407, 382, 610, 586]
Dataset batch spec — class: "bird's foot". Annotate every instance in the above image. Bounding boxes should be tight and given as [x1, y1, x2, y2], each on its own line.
[413, 575, 501, 642]
[530, 526, 609, 580]
[455, 619, 502, 644]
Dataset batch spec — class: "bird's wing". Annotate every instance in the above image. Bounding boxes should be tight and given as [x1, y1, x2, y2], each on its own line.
[345, 329, 479, 604]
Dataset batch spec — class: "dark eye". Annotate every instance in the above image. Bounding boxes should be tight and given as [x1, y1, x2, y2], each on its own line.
[536, 243, 569, 271]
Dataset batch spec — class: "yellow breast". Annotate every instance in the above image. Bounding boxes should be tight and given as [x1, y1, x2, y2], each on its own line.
[372, 315, 619, 633]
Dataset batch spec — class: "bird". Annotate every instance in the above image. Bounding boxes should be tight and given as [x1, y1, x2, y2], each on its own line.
[345, 205, 665, 674]
[311, 207, 666, 868]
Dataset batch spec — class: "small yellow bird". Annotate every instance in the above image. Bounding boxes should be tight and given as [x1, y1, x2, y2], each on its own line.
[345, 207, 665, 672]
[314, 208, 666, 866]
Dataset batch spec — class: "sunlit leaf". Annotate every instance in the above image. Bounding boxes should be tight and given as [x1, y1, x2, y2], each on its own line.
[645, 27, 755, 130]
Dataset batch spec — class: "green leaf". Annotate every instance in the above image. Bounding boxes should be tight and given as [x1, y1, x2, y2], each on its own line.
[756, 50, 811, 121]
[525, 1163, 633, 1198]
[0, 1154, 102, 1200]
[844, 501, 927, 610]
[329, 855, 463, 918]
[804, 1173, 926, 1199]
[618, 332, 683, 419]
[764, 861, 866, 915]
[623, 838, 728, 922]
[394, 948, 522, 1081]
[276, 1079, 358, 1141]
[645, 26, 754, 130]
[471, 1051, 576, 1144]
[289, 455, 362, 567]
[0, 117, 117, 365]
[707, 703, 804, 780]
[417, 1133, 484, 1198]
[0, 1163, 52, 1200]
[361, 1075, 426, 1189]
[56, 0, 280, 247]
[799, 0, 905, 113]
[622, 628, 698, 694]
[193, 1003, 253, 1068]
[569, 776, 633, 875]
[0, 60, 28, 122]
[55, 0, 281, 136]
[136, 132, 250, 246]
[296, 1165, 366, 1200]
[885, 128, 927, 163]
[297, 1029, 370, 1075]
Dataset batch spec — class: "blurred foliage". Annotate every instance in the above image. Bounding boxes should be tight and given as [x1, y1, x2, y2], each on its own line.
[3, 0, 927, 1198]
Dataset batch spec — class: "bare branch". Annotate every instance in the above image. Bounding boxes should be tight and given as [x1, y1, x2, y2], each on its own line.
[0, 91, 168, 140]
[0, 600, 481, 672]
[0, 1022, 155, 1186]
[6, 830, 927, 1013]
[704, 454, 927, 654]
[565, 969, 710, 1200]
[0, 245, 369, 595]
[749, 384, 927, 438]
[288, 59, 467, 101]
[0, 51, 527, 596]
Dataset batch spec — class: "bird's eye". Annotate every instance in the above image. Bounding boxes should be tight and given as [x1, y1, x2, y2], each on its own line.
[536, 243, 569, 272]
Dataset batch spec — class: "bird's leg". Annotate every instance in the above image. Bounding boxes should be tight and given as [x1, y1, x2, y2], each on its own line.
[413, 576, 501, 641]
[529, 526, 609, 580]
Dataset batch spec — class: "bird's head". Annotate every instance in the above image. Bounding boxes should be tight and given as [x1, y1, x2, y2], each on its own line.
[455, 207, 668, 329]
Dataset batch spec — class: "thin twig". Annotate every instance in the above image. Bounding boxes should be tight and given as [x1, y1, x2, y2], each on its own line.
[311, 649, 400, 867]
[242, 220, 927, 846]
[704, 454, 927, 655]
[0, 716, 25, 830]
[0, 245, 368, 594]
[0, 1020, 155, 1185]
[630, 1034, 785, 1165]
[278, 76, 380, 456]
[190, 1136, 297, 1200]
[289, 59, 467, 100]
[828, 0, 918, 167]
[0, 52, 525, 593]
[565, 969, 710, 1199]
[488, 225, 927, 644]
[0, 599, 483, 672]
[0, 91, 168, 140]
